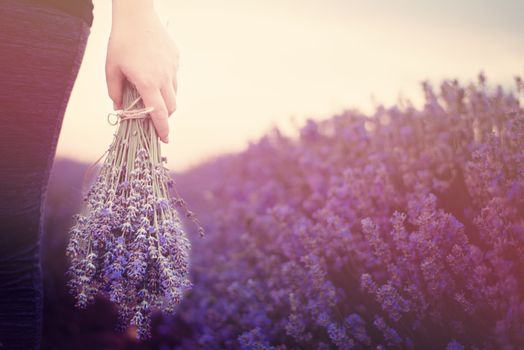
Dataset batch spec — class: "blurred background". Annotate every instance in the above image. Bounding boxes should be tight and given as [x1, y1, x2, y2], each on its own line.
[57, 0, 523, 171]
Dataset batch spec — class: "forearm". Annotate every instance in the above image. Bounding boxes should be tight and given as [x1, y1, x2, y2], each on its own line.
[111, 0, 155, 24]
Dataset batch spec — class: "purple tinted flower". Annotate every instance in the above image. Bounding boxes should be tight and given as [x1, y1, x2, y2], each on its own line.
[65, 115, 195, 340]
[61, 75, 524, 348]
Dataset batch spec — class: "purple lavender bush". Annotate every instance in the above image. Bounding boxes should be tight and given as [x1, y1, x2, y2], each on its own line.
[43, 75, 524, 349]
[165, 74, 524, 350]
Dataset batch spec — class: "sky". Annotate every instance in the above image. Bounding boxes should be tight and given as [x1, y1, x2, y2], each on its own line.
[56, 0, 524, 171]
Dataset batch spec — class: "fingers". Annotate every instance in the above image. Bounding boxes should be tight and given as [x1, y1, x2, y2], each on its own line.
[137, 84, 170, 143]
[161, 83, 177, 117]
[105, 64, 124, 110]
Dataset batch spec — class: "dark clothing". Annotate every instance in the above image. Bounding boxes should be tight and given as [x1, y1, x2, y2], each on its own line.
[18, 0, 94, 27]
[0, 0, 90, 348]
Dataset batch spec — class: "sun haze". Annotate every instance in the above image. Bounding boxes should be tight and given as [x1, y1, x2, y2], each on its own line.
[56, 0, 524, 171]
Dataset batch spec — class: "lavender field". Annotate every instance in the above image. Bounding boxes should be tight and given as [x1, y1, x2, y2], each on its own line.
[43, 75, 524, 350]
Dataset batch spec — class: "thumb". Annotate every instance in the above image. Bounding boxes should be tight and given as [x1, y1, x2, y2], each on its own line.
[106, 65, 124, 110]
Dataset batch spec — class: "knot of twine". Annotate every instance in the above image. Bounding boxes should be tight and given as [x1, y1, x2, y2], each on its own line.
[107, 96, 155, 126]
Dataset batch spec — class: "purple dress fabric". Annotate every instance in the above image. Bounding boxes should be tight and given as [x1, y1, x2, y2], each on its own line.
[0, 0, 90, 348]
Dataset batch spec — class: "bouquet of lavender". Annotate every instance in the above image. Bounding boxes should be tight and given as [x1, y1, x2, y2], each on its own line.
[65, 83, 203, 339]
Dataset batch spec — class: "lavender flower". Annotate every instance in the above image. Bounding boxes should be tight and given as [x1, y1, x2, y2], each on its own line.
[160, 74, 524, 349]
[52, 74, 524, 348]
[66, 89, 203, 339]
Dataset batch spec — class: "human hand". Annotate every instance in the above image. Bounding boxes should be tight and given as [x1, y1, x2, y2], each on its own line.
[106, 0, 179, 143]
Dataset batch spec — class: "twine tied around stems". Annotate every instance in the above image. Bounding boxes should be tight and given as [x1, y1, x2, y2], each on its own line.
[81, 95, 154, 194]
[107, 96, 155, 126]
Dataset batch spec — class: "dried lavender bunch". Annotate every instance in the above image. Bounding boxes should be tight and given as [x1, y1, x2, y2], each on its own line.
[65, 84, 203, 339]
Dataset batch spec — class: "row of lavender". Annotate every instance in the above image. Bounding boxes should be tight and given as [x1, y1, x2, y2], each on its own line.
[43, 75, 523, 349]
[167, 75, 524, 350]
